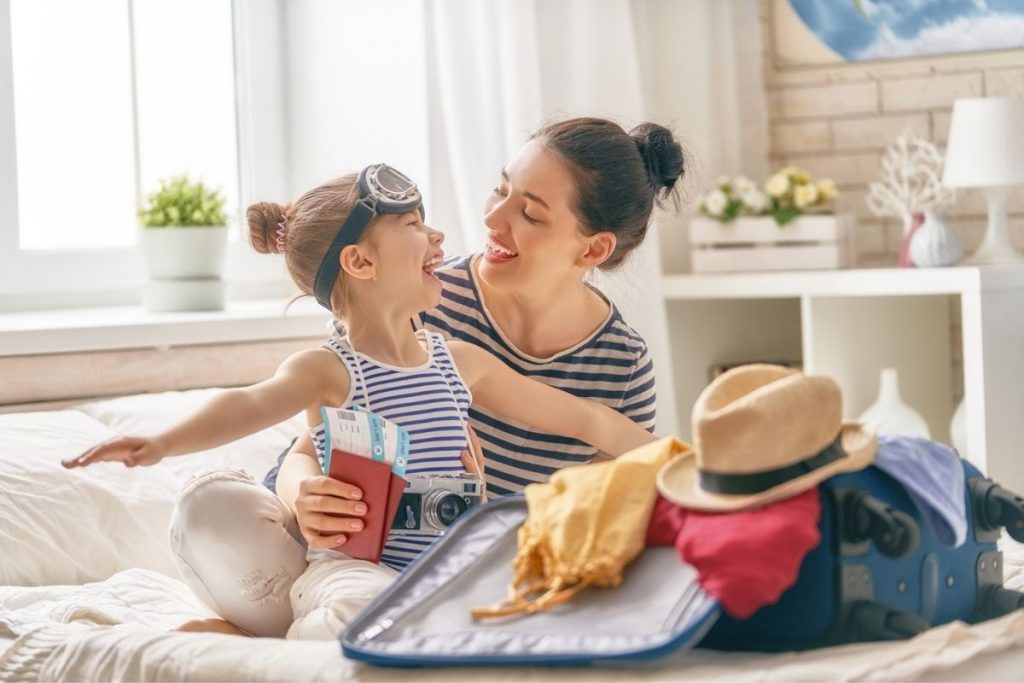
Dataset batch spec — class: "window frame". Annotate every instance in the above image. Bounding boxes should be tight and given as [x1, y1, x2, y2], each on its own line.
[0, 0, 290, 311]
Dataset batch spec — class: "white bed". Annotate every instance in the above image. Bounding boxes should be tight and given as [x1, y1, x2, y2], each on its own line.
[3, 388, 1024, 682]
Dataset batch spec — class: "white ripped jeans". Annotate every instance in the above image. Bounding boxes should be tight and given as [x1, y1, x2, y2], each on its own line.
[169, 469, 397, 639]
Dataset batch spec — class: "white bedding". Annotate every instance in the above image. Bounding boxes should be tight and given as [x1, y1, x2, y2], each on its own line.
[2, 388, 1024, 682]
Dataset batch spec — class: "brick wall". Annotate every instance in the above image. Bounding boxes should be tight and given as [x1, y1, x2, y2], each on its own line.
[760, 1, 1024, 267]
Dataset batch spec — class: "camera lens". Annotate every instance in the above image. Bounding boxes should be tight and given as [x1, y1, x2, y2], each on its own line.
[423, 490, 469, 530]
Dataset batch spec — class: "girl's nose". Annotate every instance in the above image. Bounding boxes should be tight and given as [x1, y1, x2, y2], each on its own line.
[428, 226, 445, 244]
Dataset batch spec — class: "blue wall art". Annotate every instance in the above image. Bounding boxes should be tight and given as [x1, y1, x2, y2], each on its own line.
[788, 0, 1024, 62]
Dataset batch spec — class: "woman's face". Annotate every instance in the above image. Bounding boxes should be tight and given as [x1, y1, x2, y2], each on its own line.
[480, 140, 592, 291]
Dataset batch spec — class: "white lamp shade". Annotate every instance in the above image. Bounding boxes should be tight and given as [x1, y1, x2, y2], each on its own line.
[942, 97, 1024, 188]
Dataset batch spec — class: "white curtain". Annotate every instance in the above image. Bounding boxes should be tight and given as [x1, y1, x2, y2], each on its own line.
[424, 0, 543, 256]
[425, 0, 680, 434]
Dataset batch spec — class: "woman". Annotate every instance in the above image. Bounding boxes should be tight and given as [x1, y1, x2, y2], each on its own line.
[176, 116, 686, 638]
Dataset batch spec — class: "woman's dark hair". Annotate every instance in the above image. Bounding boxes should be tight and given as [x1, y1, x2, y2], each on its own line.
[531, 117, 685, 270]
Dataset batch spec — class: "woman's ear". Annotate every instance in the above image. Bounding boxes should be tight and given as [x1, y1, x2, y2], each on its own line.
[340, 244, 378, 281]
[578, 232, 617, 269]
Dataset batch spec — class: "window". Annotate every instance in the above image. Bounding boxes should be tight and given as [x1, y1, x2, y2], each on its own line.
[0, 0, 283, 308]
[11, 0, 137, 251]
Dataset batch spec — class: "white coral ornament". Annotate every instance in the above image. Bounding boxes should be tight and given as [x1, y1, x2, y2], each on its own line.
[867, 130, 955, 230]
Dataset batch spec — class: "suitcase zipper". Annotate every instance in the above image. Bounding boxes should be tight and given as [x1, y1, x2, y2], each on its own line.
[357, 618, 394, 642]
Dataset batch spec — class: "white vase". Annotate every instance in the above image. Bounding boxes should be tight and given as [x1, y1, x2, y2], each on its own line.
[858, 368, 931, 438]
[141, 225, 228, 278]
[950, 396, 967, 458]
[909, 211, 963, 268]
[140, 226, 229, 312]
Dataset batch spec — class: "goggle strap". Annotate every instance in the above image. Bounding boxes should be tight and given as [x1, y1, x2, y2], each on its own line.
[312, 199, 376, 310]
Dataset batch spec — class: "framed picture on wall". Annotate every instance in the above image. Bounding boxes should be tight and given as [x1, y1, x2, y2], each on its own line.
[772, 0, 1024, 68]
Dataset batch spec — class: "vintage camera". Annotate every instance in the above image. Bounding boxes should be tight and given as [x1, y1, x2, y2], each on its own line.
[391, 473, 483, 536]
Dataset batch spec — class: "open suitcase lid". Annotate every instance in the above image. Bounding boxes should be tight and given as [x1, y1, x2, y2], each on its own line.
[341, 496, 720, 667]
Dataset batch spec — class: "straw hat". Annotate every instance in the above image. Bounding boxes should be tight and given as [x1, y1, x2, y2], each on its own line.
[657, 364, 876, 512]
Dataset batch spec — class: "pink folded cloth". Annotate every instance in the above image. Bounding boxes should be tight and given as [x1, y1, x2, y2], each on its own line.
[646, 488, 822, 619]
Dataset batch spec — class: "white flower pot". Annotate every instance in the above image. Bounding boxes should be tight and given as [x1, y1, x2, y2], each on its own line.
[140, 226, 229, 312]
[141, 226, 228, 279]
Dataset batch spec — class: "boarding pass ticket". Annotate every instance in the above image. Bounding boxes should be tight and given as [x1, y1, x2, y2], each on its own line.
[320, 406, 410, 476]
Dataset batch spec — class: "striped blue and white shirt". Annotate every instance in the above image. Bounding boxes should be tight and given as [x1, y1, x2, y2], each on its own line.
[310, 330, 472, 571]
[417, 255, 657, 496]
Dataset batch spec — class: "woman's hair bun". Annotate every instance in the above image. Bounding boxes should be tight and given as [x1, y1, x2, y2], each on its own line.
[247, 201, 290, 254]
[629, 122, 685, 193]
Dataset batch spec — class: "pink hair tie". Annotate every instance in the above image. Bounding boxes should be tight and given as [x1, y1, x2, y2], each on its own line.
[275, 218, 288, 252]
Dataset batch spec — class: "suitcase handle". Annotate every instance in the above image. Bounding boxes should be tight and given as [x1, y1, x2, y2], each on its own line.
[973, 480, 1024, 543]
[845, 491, 919, 558]
[845, 600, 930, 641]
[978, 586, 1024, 620]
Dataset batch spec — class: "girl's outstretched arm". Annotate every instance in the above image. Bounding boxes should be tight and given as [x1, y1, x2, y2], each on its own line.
[63, 349, 346, 468]
[448, 341, 657, 458]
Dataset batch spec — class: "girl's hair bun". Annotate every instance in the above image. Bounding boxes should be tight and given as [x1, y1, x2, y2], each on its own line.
[630, 122, 685, 193]
[247, 201, 290, 254]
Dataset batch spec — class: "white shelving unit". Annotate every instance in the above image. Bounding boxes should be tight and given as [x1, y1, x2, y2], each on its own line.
[662, 266, 1024, 491]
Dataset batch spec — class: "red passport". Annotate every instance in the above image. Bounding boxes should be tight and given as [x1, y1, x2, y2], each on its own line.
[326, 448, 406, 563]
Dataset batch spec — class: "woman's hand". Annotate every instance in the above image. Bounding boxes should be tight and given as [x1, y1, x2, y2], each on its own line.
[459, 425, 488, 503]
[62, 435, 169, 469]
[294, 475, 368, 550]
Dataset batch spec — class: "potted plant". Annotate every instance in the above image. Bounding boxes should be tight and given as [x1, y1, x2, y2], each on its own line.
[138, 175, 229, 311]
[690, 168, 846, 273]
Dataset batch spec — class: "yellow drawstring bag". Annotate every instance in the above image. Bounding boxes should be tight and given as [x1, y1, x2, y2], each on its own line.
[471, 436, 692, 619]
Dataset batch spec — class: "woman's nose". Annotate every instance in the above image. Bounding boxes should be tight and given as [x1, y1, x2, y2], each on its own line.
[484, 197, 508, 233]
[428, 226, 445, 244]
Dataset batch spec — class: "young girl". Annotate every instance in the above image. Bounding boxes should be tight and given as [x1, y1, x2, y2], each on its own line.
[63, 164, 657, 639]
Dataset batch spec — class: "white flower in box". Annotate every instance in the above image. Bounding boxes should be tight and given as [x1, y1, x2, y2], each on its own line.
[742, 189, 770, 213]
[766, 173, 790, 198]
[704, 189, 728, 217]
[734, 176, 757, 196]
[690, 168, 845, 273]
[794, 183, 819, 209]
[816, 178, 838, 201]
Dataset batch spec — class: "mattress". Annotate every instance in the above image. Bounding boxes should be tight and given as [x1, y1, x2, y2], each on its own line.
[2, 388, 1024, 682]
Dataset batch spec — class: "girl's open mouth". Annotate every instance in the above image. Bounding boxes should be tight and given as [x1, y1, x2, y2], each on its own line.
[422, 254, 444, 282]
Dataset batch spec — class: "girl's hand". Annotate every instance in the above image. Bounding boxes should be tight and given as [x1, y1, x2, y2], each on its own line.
[294, 475, 368, 550]
[459, 425, 488, 503]
[62, 435, 169, 469]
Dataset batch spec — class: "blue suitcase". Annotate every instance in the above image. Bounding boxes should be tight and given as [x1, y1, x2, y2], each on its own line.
[340, 455, 1024, 666]
[702, 459, 1024, 651]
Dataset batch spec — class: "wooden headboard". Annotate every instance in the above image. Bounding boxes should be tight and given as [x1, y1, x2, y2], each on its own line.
[0, 337, 321, 414]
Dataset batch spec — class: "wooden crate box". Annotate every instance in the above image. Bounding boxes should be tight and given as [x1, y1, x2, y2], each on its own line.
[689, 214, 852, 273]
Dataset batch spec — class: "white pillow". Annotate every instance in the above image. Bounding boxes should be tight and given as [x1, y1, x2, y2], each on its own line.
[0, 410, 181, 586]
[1, 392, 307, 587]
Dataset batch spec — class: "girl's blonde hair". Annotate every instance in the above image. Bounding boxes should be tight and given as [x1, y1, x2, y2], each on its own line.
[247, 174, 359, 315]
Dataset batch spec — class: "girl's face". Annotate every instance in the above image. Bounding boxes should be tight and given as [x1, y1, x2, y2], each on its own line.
[480, 140, 593, 291]
[364, 210, 446, 313]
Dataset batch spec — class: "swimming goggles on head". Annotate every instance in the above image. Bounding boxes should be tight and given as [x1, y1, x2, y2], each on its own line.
[313, 163, 424, 310]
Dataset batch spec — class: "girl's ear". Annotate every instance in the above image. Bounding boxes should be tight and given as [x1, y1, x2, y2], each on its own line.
[340, 244, 378, 281]
[577, 231, 617, 269]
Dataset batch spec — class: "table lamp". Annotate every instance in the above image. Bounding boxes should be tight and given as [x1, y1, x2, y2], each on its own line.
[942, 97, 1024, 265]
